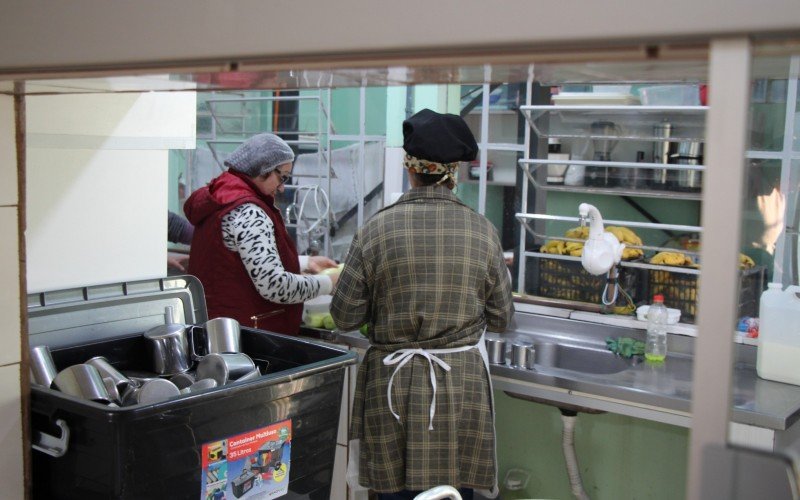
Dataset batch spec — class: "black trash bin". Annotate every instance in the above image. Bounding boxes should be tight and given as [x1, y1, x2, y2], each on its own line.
[28, 276, 356, 500]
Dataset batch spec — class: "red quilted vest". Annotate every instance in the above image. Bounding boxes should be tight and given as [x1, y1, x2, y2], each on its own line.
[184, 170, 303, 334]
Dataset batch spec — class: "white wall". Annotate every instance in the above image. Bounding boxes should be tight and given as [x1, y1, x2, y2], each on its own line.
[25, 91, 195, 292]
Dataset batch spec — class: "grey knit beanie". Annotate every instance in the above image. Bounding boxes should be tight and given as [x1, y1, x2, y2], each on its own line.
[224, 133, 295, 177]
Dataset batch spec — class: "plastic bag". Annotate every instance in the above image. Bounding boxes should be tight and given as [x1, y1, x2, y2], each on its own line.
[346, 439, 360, 490]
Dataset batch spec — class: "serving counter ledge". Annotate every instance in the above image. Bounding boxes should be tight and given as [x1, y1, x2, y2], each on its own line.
[320, 310, 800, 451]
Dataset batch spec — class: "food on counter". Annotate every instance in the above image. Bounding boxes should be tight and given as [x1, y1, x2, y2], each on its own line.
[305, 312, 336, 329]
[541, 225, 644, 260]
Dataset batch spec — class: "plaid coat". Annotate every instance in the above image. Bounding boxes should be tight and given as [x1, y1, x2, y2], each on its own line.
[330, 186, 514, 493]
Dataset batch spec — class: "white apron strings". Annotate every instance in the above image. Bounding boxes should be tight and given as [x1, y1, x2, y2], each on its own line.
[382, 332, 486, 431]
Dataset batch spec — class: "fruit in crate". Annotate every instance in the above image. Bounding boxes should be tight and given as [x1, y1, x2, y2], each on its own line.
[540, 225, 643, 260]
[650, 251, 695, 266]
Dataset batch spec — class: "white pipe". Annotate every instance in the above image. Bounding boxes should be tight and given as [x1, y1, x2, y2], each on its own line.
[561, 413, 591, 500]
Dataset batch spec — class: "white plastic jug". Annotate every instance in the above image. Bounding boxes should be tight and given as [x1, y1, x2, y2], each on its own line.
[757, 283, 800, 385]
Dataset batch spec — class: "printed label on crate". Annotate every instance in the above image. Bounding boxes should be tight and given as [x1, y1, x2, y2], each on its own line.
[200, 419, 292, 500]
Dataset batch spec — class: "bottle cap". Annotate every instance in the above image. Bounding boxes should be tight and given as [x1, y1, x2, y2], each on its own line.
[653, 294, 664, 303]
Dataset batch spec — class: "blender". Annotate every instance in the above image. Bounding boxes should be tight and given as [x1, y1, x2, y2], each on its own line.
[586, 121, 619, 187]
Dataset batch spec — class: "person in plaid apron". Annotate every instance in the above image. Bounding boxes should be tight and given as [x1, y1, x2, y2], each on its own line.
[331, 109, 514, 500]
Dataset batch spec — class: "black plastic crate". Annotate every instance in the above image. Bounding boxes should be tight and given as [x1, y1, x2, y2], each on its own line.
[536, 257, 643, 306]
[31, 328, 355, 500]
[28, 277, 356, 500]
[644, 265, 766, 324]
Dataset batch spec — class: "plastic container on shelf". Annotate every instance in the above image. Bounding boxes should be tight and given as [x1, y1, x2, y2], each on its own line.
[645, 295, 669, 362]
[636, 304, 681, 324]
[637, 84, 701, 106]
[757, 283, 800, 385]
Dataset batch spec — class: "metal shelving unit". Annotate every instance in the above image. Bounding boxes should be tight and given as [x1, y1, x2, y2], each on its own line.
[515, 81, 708, 302]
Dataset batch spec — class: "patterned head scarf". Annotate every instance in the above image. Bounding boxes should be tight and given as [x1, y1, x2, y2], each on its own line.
[403, 154, 461, 186]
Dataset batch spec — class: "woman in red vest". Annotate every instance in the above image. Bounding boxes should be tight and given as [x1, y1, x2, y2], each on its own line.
[184, 133, 339, 334]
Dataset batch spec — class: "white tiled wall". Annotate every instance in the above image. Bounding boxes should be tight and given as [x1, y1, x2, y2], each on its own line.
[0, 92, 25, 498]
[0, 364, 24, 499]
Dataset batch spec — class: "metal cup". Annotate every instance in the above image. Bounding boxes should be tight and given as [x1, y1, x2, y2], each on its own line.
[53, 364, 111, 403]
[102, 377, 122, 404]
[180, 378, 219, 395]
[85, 356, 133, 393]
[30, 345, 58, 388]
[231, 367, 261, 384]
[123, 378, 181, 405]
[511, 343, 530, 369]
[144, 322, 194, 376]
[199, 317, 242, 356]
[525, 346, 537, 370]
[196, 353, 256, 386]
[485, 338, 507, 365]
[170, 371, 196, 390]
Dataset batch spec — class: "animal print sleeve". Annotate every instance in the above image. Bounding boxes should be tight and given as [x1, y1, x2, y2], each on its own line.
[221, 203, 323, 304]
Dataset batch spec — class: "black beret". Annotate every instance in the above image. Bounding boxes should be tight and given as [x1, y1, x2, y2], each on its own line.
[402, 108, 478, 163]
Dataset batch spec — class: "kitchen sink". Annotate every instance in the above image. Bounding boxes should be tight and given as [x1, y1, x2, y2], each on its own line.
[531, 341, 639, 375]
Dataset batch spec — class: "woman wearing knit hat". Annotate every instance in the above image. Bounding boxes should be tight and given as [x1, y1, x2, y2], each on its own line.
[184, 133, 339, 334]
[331, 109, 514, 499]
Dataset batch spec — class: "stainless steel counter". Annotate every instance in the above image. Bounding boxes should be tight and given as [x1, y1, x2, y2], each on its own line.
[313, 311, 800, 433]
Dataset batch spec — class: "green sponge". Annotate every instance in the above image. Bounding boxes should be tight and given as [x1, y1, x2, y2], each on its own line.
[606, 337, 645, 358]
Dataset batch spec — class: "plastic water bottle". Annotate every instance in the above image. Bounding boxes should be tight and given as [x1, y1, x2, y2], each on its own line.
[645, 294, 668, 362]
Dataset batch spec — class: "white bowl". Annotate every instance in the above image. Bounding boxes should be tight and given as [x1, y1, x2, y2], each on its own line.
[636, 305, 681, 324]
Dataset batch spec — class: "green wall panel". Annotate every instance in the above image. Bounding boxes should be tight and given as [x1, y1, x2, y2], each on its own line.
[494, 391, 689, 499]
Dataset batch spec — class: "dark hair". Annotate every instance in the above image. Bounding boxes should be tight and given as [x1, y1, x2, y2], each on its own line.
[413, 171, 455, 189]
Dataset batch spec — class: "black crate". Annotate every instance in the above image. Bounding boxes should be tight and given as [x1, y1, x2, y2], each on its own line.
[536, 258, 642, 306]
[644, 265, 766, 324]
[31, 328, 356, 500]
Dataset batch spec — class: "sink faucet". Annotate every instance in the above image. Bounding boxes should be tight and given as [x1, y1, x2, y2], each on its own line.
[578, 203, 624, 276]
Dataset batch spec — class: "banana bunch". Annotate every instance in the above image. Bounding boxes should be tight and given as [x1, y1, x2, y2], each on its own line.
[541, 225, 644, 260]
[650, 251, 695, 267]
[565, 226, 590, 239]
[606, 225, 644, 260]
[540, 239, 584, 257]
[650, 251, 755, 269]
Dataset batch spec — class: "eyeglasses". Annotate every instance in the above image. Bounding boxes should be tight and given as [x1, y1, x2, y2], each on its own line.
[273, 170, 291, 185]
